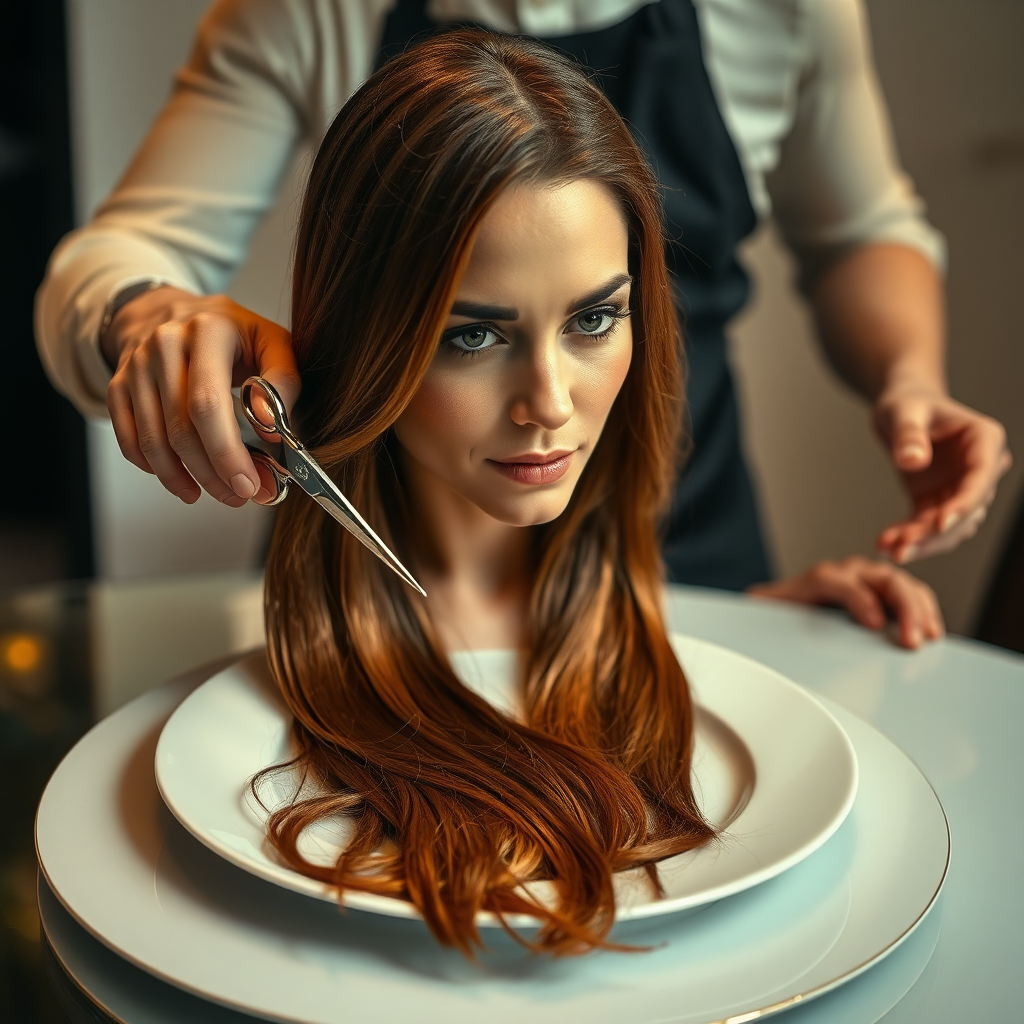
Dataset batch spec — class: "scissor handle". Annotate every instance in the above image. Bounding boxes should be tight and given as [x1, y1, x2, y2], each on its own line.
[244, 445, 291, 506]
[241, 376, 299, 446]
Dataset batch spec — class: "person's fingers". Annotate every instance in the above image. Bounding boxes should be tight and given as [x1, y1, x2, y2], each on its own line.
[751, 560, 887, 629]
[181, 314, 261, 500]
[125, 358, 204, 503]
[102, 291, 295, 505]
[831, 575, 888, 631]
[860, 563, 941, 648]
[936, 467, 1006, 536]
[877, 508, 942, 563]
[918, 575, 946, 639]
[888, 501, 989, 563]
[754, 558, 944, 649]
[251, 461, 280, 505]
[877, 397, 1011, 561]
[883, 575, 927, 648]
[930, 415, 1008, 527]
[236, 320, 301, 444]
[253, 322, 301, 414]
[883, 395, 934, 472]
[146, 321, 245, 506]
[901, 505, 988, 562]
[877, 488, 949, 552]
[107, 372, 156, 478]
[879, 422, 1010, 562]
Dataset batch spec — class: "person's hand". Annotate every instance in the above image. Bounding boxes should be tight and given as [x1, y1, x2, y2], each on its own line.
[748, 557, 944, 650]
[872, 386, 1011, 563]
[104, 286, 300, 506]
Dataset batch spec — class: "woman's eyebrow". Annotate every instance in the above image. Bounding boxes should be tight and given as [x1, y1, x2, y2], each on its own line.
[449, 273, 632, 322]
[565, 273, 633, 314]
[450, 300, 518, 320]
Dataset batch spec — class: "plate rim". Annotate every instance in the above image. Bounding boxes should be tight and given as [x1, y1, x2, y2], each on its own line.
[744, 696, 951, 1019]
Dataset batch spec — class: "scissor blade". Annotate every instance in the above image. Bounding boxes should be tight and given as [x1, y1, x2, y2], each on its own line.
[311, 493, 427, 596]
[280, 446, 426, 597]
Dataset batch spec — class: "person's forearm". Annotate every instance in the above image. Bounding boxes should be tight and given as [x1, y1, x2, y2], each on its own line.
[34, 229, 198, 417]
[810, 243, 947, 401]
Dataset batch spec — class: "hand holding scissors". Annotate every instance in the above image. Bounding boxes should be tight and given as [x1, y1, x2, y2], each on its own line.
[240, 376, 426, 597]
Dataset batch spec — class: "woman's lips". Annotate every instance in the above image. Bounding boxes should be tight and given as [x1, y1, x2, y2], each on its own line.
[487, 450, 575, 485]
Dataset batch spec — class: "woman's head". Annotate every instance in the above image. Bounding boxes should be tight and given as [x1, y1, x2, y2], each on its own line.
[290, 29, 682, 530]
[394, 177, 634, 530]
[264, 30, 710, 957]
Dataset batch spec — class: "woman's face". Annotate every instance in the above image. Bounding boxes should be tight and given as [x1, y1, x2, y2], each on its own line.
[393, 178, 633, 528]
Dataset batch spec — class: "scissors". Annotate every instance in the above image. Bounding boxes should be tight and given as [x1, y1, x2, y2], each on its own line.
[240, 376, 426, 597]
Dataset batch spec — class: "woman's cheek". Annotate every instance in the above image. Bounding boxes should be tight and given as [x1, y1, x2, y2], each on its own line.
[394, 367, 493, 469]
[577, 332, 633, 428]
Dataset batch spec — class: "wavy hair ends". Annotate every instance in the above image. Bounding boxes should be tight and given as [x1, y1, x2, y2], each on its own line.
[261, 29, 713, 957]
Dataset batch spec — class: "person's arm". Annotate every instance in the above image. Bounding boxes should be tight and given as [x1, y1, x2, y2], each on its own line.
[812, 242, 1009, 562]
[36, 0, 308, 413]
[765, 0, 1010, 562]
[34, 0, 384, 503]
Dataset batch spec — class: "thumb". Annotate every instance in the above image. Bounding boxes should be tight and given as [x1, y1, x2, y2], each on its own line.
[255, 324, 301, 416]
[883, 397, 934, 471]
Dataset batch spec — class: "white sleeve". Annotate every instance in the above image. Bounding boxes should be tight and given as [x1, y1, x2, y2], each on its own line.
[765, 0, 946, 291]
[34, 0, 379, 418]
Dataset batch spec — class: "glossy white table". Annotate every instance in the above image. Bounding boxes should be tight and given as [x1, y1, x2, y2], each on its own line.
[664, 587, 1024, 1023]
[36, 586, 1024, 1022]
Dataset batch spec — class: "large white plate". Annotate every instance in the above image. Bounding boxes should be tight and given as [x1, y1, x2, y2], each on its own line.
[36, 872, 945, 1024]
[35, 663, 949, 1024]
[154, 637, 858, 922]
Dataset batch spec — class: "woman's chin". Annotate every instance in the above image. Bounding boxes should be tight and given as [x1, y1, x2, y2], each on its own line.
[472, 486, 576, 528]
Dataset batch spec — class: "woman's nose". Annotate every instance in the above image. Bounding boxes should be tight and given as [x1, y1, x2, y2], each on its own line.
[509, 341, 574, 430]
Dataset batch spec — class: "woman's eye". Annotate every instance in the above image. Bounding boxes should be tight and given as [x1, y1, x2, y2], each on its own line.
[570, 308, 620, 336]
[443, 325, 499, 354]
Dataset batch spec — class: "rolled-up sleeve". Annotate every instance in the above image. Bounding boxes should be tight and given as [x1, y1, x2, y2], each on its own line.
[35, 0, 310, 417]
[765, 0, 946, 291]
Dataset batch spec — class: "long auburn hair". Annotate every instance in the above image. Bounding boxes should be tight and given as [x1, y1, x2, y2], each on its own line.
[260, 29, 714, 956]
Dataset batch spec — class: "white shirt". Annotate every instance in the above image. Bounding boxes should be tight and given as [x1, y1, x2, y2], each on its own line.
[35, 0, 945, 417]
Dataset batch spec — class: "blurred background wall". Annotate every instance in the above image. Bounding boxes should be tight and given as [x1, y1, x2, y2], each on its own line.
[732, 0, 1024, 636]
[66, 0, 281, 580]
[12, 0, 1023, 634]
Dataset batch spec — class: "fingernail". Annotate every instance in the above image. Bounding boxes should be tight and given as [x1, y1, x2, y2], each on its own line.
[940, 511, 961, 534]
[231, 473, 257, 499]
[898, 443, 927, 462]
[909, 627, 923, 648]
[174, 485, 200, 504]
[902, 543, 920, 564]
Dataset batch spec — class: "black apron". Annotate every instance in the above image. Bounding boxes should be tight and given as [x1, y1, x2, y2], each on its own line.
[377, 0, 772, 591]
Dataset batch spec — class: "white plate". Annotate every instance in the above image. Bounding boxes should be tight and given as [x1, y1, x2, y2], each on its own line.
[36, 665, 948, 1024]
[36, 871, 945, 1024]
[154, 637, 858, 922]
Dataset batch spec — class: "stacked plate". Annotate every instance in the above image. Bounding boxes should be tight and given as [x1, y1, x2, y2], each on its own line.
[36, 636, 949, 1024]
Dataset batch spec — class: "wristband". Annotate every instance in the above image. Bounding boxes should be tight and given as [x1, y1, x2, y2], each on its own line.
[98, 279, 167, 342]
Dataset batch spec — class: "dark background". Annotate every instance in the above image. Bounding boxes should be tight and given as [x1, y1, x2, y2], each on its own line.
[1, 0, 91, 594]
[2, 2, 92, 1020]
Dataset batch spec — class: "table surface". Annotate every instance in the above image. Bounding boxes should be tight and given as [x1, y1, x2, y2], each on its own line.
[7, 576, 1024, 1022]
[662, 587, 1024, 1023]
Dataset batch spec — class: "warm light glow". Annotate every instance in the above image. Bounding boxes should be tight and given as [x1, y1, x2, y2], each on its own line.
[2, 633, 44, 673]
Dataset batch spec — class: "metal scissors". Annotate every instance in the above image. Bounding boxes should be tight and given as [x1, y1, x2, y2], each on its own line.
[240, 376, 426, 597]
